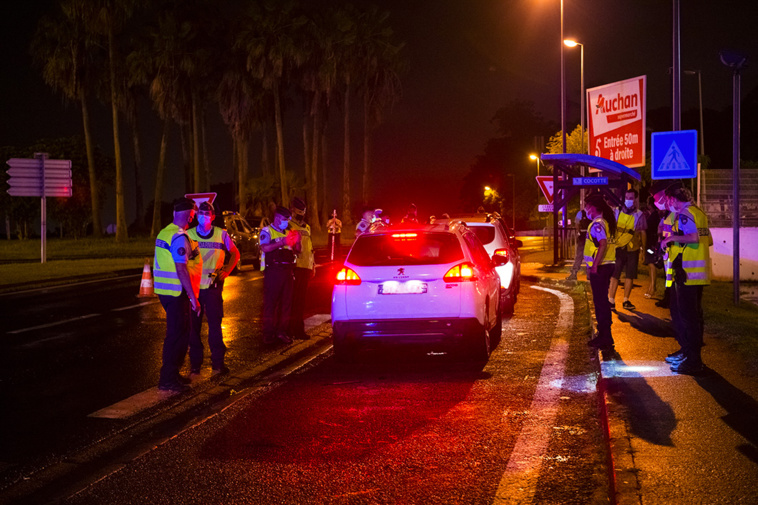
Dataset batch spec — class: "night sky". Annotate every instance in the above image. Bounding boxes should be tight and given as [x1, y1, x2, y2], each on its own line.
[2, 0, 756, 224]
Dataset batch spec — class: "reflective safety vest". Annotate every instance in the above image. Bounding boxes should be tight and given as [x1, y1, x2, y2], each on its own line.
[661, 211, 675, 282]
[154, 223, 202, 297]
[614, 210, 636, 250]
[666, 204, 712, 287]
[259, 225, 294, 271]
[289, 220, 314, 270]
[187, 226, 228, 289]
[583, 217, 617, 268]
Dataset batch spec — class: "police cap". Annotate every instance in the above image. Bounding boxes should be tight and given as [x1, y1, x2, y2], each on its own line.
[291, 197, 306, 211]
[198, 201, 215, 213]
[275, 206, 291, 218]
[650, 179, 677, 196]
[174, 197, 197, 212]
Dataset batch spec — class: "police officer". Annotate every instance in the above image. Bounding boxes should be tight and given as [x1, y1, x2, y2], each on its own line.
[327, 209, 342, 261]
[608, 189, 647, 311]
[288, 197, 314, 340]
[154, 197, 203, 393]
[401, 203, 418, 223]
[187, 201, 239, 376]
[566, 207, 592, 280]
[583, 193, 618, 350]
[660, 184, 712, 374]
[259, 206, 299, 345]
[651, 180, 676, 308]
[355, 208, 374, 237]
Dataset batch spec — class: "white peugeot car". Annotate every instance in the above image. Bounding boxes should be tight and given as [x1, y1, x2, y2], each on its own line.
[331, 222, 506, 361]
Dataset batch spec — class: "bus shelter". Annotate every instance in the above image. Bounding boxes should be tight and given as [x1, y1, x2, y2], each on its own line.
[540, 153, 642, 265]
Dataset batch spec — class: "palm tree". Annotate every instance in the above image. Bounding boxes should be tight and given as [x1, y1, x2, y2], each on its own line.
[30, 3, 104, 237]
[356, 6, 404, 206]
[239, 0, 307, 206]
[128, 10, 191, 236]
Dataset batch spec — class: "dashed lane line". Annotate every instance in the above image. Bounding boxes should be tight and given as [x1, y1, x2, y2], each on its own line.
[7, 313, 101, 335]
[493, 286, 574, 505]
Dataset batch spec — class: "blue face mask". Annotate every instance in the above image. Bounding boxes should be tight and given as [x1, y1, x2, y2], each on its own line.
[198, 215, 212, 227]
[625, 199, 634, 209]
[278, 220, 289, 231]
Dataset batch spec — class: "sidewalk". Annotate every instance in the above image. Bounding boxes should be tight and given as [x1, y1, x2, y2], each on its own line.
[521, 248, 758, 505]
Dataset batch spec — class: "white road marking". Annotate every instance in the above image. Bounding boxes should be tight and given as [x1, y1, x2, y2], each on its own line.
[7, 313, 100, 334]
[111, 301, 157, 312]
[494, 285, 573, 505]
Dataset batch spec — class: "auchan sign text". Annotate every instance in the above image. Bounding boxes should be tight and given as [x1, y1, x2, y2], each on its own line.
[587, 75, 646, 168]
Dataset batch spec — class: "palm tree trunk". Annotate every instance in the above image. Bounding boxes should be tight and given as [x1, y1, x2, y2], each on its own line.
[192, 93, 201, 193]
[309, 91, 322, 231]
[303, 94, 312, 199]
[237, 136, 247, 217]
[202, 106, 210, 192]
[261, 121, 271, 177]
[321, 117, 329, 226]
[342, 74, 351, 224]
[362, 92, 370, 207]
[151, 118, 170, 237]
[80, 91, 101, 237]
[180, 123, 191, 194]
[109, 22, 127, 241]
[273, 85, 288, 205]
[131, 111, 144, 232]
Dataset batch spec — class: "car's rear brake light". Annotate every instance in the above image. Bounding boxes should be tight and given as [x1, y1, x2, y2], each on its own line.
[391, 232, 418, 240]
[335, 267, 361, 285]
[444, 262, 477, 282]
[494, 248, 509, 261]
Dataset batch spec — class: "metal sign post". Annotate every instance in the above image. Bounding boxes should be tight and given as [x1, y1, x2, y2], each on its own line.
[6, 153, 73, 264]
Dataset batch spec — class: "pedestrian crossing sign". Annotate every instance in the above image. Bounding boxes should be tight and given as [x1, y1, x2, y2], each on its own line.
[651, 130, 698, 180]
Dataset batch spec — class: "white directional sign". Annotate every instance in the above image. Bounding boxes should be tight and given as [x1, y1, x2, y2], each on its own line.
[6, 157, 72, 197]
[538, 204, 554, 213]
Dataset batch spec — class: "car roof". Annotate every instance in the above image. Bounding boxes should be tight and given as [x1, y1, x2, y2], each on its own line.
[363, 222, 469, 236]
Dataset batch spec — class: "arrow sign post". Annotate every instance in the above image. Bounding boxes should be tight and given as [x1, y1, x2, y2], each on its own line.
[5, 153, 73, 263]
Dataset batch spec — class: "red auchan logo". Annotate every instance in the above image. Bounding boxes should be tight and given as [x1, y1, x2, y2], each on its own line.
[595, 92, 639, 123]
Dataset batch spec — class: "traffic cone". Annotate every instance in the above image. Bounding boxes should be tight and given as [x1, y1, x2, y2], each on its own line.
[138, 259, 155, 298]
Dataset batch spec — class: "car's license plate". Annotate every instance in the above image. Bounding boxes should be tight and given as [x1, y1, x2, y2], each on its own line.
[378, 281, 427, 295]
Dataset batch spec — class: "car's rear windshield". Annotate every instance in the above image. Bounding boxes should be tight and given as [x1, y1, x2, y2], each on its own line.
[469, 225, 496, 245]
[348, 232, 464, 266]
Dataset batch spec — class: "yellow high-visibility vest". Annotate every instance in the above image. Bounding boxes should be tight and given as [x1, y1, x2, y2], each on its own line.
[154, 223, 202, 297]
[666, 204, 712, 287]
[583, 217, 617, 268]
[188, 226, 228, 289]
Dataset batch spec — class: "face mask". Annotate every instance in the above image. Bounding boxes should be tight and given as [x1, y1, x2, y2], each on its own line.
[278, 220, 289, 231]
[655, 200, 666, 211]
[198, 215, 211, 227]
[625, 199, 634, 209]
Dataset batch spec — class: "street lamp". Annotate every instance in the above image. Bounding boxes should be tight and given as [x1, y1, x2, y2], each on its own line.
[564, 38, 586, 210]
[683, 69, 705, 156]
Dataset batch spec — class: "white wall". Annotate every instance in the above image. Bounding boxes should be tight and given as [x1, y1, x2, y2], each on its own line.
[711, 227, 758, 281]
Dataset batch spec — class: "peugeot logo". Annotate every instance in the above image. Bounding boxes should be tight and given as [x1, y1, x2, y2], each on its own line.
[397, 268, 405, 276]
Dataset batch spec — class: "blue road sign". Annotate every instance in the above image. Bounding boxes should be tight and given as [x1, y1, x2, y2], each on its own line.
[651, 130, 698, 180]
[572, 177, 608, 186]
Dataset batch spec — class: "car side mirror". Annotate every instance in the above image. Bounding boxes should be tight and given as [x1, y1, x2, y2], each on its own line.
[514, 239, 523, 248]
[492, 255, 508, 266]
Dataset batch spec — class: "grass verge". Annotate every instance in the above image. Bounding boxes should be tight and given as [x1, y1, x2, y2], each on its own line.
[0, 258, 145, 289]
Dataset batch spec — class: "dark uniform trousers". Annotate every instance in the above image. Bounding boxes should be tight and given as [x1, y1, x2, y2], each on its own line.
[189, 283, 225, 370]
[263, 264, 294, 339]
[589, 264, 615, 345]
[158, 292, 191, 387]
[290, 267, 312, 337]
[670, 277, 704, 363]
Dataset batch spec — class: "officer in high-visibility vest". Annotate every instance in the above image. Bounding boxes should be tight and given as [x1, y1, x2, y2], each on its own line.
[327, 209, 342, 261]
[651, 179, 678, 308]
[288, 197, 315, 340]
[154, 197, 203, 393]
[660, 184, 712, 374]
[187, 201, 239, 376]
[259, 206, 300, 345]
[608, 189, 647, 311]
[583, 193, 618, 351]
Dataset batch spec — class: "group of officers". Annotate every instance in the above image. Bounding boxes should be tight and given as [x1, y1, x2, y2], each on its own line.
[152, 196, 315, 393]
[579, 179, 712, 375]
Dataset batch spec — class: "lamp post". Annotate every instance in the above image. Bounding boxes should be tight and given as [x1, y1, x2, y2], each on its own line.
[720, 50, 747, 305]
[564, 38, 585, 210]
[684, 70, 705, 156]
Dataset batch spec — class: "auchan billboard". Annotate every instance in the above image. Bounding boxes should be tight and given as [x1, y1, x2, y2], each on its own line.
[587, 75, 646, 168]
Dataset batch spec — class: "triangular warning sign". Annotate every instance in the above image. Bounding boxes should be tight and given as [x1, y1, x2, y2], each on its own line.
[185, 192, 217, 206]
[659, 141, 691, 172]
[536, 176, 554, 204]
